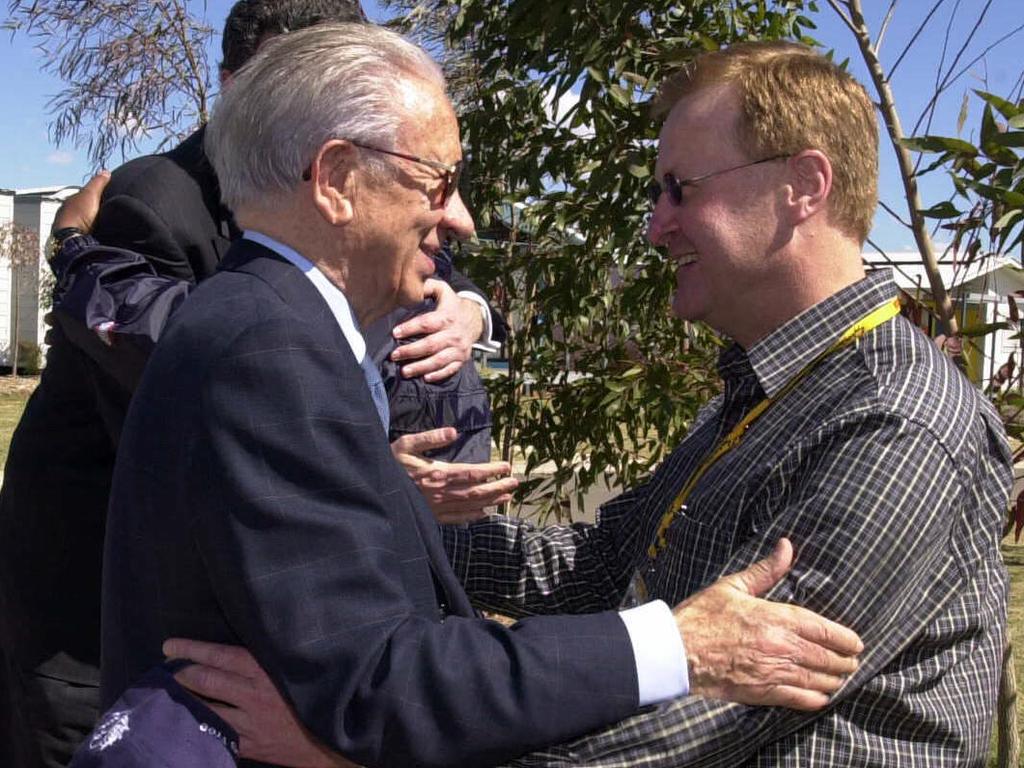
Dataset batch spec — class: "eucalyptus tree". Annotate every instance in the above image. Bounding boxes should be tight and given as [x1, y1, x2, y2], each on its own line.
[385, 0, 816, 518]
[4, 0, 214, 168]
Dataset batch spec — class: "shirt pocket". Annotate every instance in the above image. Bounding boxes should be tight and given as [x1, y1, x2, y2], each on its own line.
[663, 504, 738, 592]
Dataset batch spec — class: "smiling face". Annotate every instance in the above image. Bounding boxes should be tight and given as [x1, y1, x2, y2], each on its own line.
[647, 84, 789, 342]
[345, 78, 474, 323]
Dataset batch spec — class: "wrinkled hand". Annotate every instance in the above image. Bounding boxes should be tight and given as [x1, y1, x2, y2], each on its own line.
[673, 538, 863, 711]
[391, 278, 484, 382]
[162, 639, 359, 768]
[53, 171, 109, 234]
[391, 427, 518, 523]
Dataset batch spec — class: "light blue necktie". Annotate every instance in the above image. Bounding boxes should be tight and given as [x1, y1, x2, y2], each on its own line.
[360, 355, 390, 433]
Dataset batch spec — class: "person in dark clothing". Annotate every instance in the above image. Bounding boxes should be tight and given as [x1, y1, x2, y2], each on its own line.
[0, 3, 509, 766]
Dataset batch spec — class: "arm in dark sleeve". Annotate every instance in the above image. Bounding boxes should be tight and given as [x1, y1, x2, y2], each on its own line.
[50, 237, 193, 393]
[91, 193, 199, 282]
[441, 481, 653, 617]
[518, 411, 1010, 766]
[190, 318, 639, 768]
[49, 189, 204, 392]
[448, 266, 508, 344]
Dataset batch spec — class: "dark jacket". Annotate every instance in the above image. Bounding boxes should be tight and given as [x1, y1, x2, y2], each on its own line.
[0, 130, 225, 682]
[102, 242, 635, 768]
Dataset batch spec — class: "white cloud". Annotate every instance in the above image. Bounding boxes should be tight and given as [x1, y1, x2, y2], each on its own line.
[46, 150, 74, 165]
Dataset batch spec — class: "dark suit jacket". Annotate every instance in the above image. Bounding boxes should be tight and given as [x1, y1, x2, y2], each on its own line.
[0, 130, 228, 686]
[102, 241, 637, 768]
[92, 126, 235, 285]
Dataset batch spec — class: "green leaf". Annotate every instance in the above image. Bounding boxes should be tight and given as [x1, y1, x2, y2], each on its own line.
[919, 201, 961, 219]
[974, 90, 1021, 120]
[607, 82, 632, 107]
[995, 209, 1024, 231]
[960, 321, 1011, 338]
[957, 91, 970, 135]
[980, 103, 1019, 165]
[900, 135, 978, 156]
[964, 180, 1024, 208]
[991, 132, 1024, 149]
[918, 154, 951, 177]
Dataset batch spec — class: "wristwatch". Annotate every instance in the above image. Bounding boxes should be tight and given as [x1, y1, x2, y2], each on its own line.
[48, 229, 98, 282]
[48, 226, 87, 263]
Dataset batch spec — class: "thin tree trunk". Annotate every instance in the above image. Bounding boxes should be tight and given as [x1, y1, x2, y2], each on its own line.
[997, 629, 1020, 768]
[831, 0, 960, 341]
[10, 269, 19, 378]
[499, 217, 521, 469]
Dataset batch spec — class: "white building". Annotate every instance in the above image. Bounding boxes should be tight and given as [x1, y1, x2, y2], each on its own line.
[0, 185, 79, 369]
[864, 250, 1024, 390]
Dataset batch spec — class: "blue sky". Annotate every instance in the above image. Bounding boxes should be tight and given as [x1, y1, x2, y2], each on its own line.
[0, 0, 1020, 251]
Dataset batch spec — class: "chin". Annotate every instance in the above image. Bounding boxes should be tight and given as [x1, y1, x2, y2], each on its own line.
[396, 286, 426, 309]
[672, 300, 707, 323]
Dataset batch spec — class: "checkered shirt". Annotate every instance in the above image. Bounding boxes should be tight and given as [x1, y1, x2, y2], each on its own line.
[443, 270, 1011, 766]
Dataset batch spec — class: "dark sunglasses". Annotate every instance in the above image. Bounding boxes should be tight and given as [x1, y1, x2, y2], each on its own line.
[647, 154, 789, 207]
[302, 140, 465, 206]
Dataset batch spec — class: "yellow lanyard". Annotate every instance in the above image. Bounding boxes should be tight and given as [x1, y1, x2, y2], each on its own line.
[647, 297, 901, 560]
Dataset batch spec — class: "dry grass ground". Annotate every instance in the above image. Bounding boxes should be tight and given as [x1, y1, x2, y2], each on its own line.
[998, 538, 1024, 764]
[0, 374, 36, 468]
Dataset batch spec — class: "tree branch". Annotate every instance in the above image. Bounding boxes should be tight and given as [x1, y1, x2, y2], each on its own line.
[879, 198, 912, 229]
[875, 0, 899, 54]
[824, 0, 859, 39]
[840, 0, 959, 337]
[887, 0, 946, 81]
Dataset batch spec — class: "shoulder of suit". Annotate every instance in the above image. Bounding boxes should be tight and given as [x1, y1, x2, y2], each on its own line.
[103, 130, 215, 204]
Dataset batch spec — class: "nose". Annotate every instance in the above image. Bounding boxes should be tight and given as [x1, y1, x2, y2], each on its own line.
[646, 197, 676, 247]
[441, 189, 476, 242]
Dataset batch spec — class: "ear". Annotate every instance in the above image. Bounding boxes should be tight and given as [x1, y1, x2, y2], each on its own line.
[307, 140, 357, 226]
[784, 149, 832, 226]
[219, 69, 234, 89]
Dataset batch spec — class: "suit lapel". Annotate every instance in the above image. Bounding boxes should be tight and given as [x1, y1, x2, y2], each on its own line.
[218, 240, 476, 618]
[220, 240, 346, 344]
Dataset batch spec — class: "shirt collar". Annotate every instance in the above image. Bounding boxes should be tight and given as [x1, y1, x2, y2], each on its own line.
[725, 269, 898, 397]
[242, 230, 367, 363]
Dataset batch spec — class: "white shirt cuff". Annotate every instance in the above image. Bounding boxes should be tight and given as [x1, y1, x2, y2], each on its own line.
[619, 599, 689, 706]
[457, 290, 500, 353]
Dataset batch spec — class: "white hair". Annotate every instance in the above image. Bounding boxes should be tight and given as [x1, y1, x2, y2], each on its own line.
[205, 22, 446, 209]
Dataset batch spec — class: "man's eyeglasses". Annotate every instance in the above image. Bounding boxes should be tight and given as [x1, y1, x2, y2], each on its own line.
[302, 140, 465, 207]
[646, 154, 789, 207]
